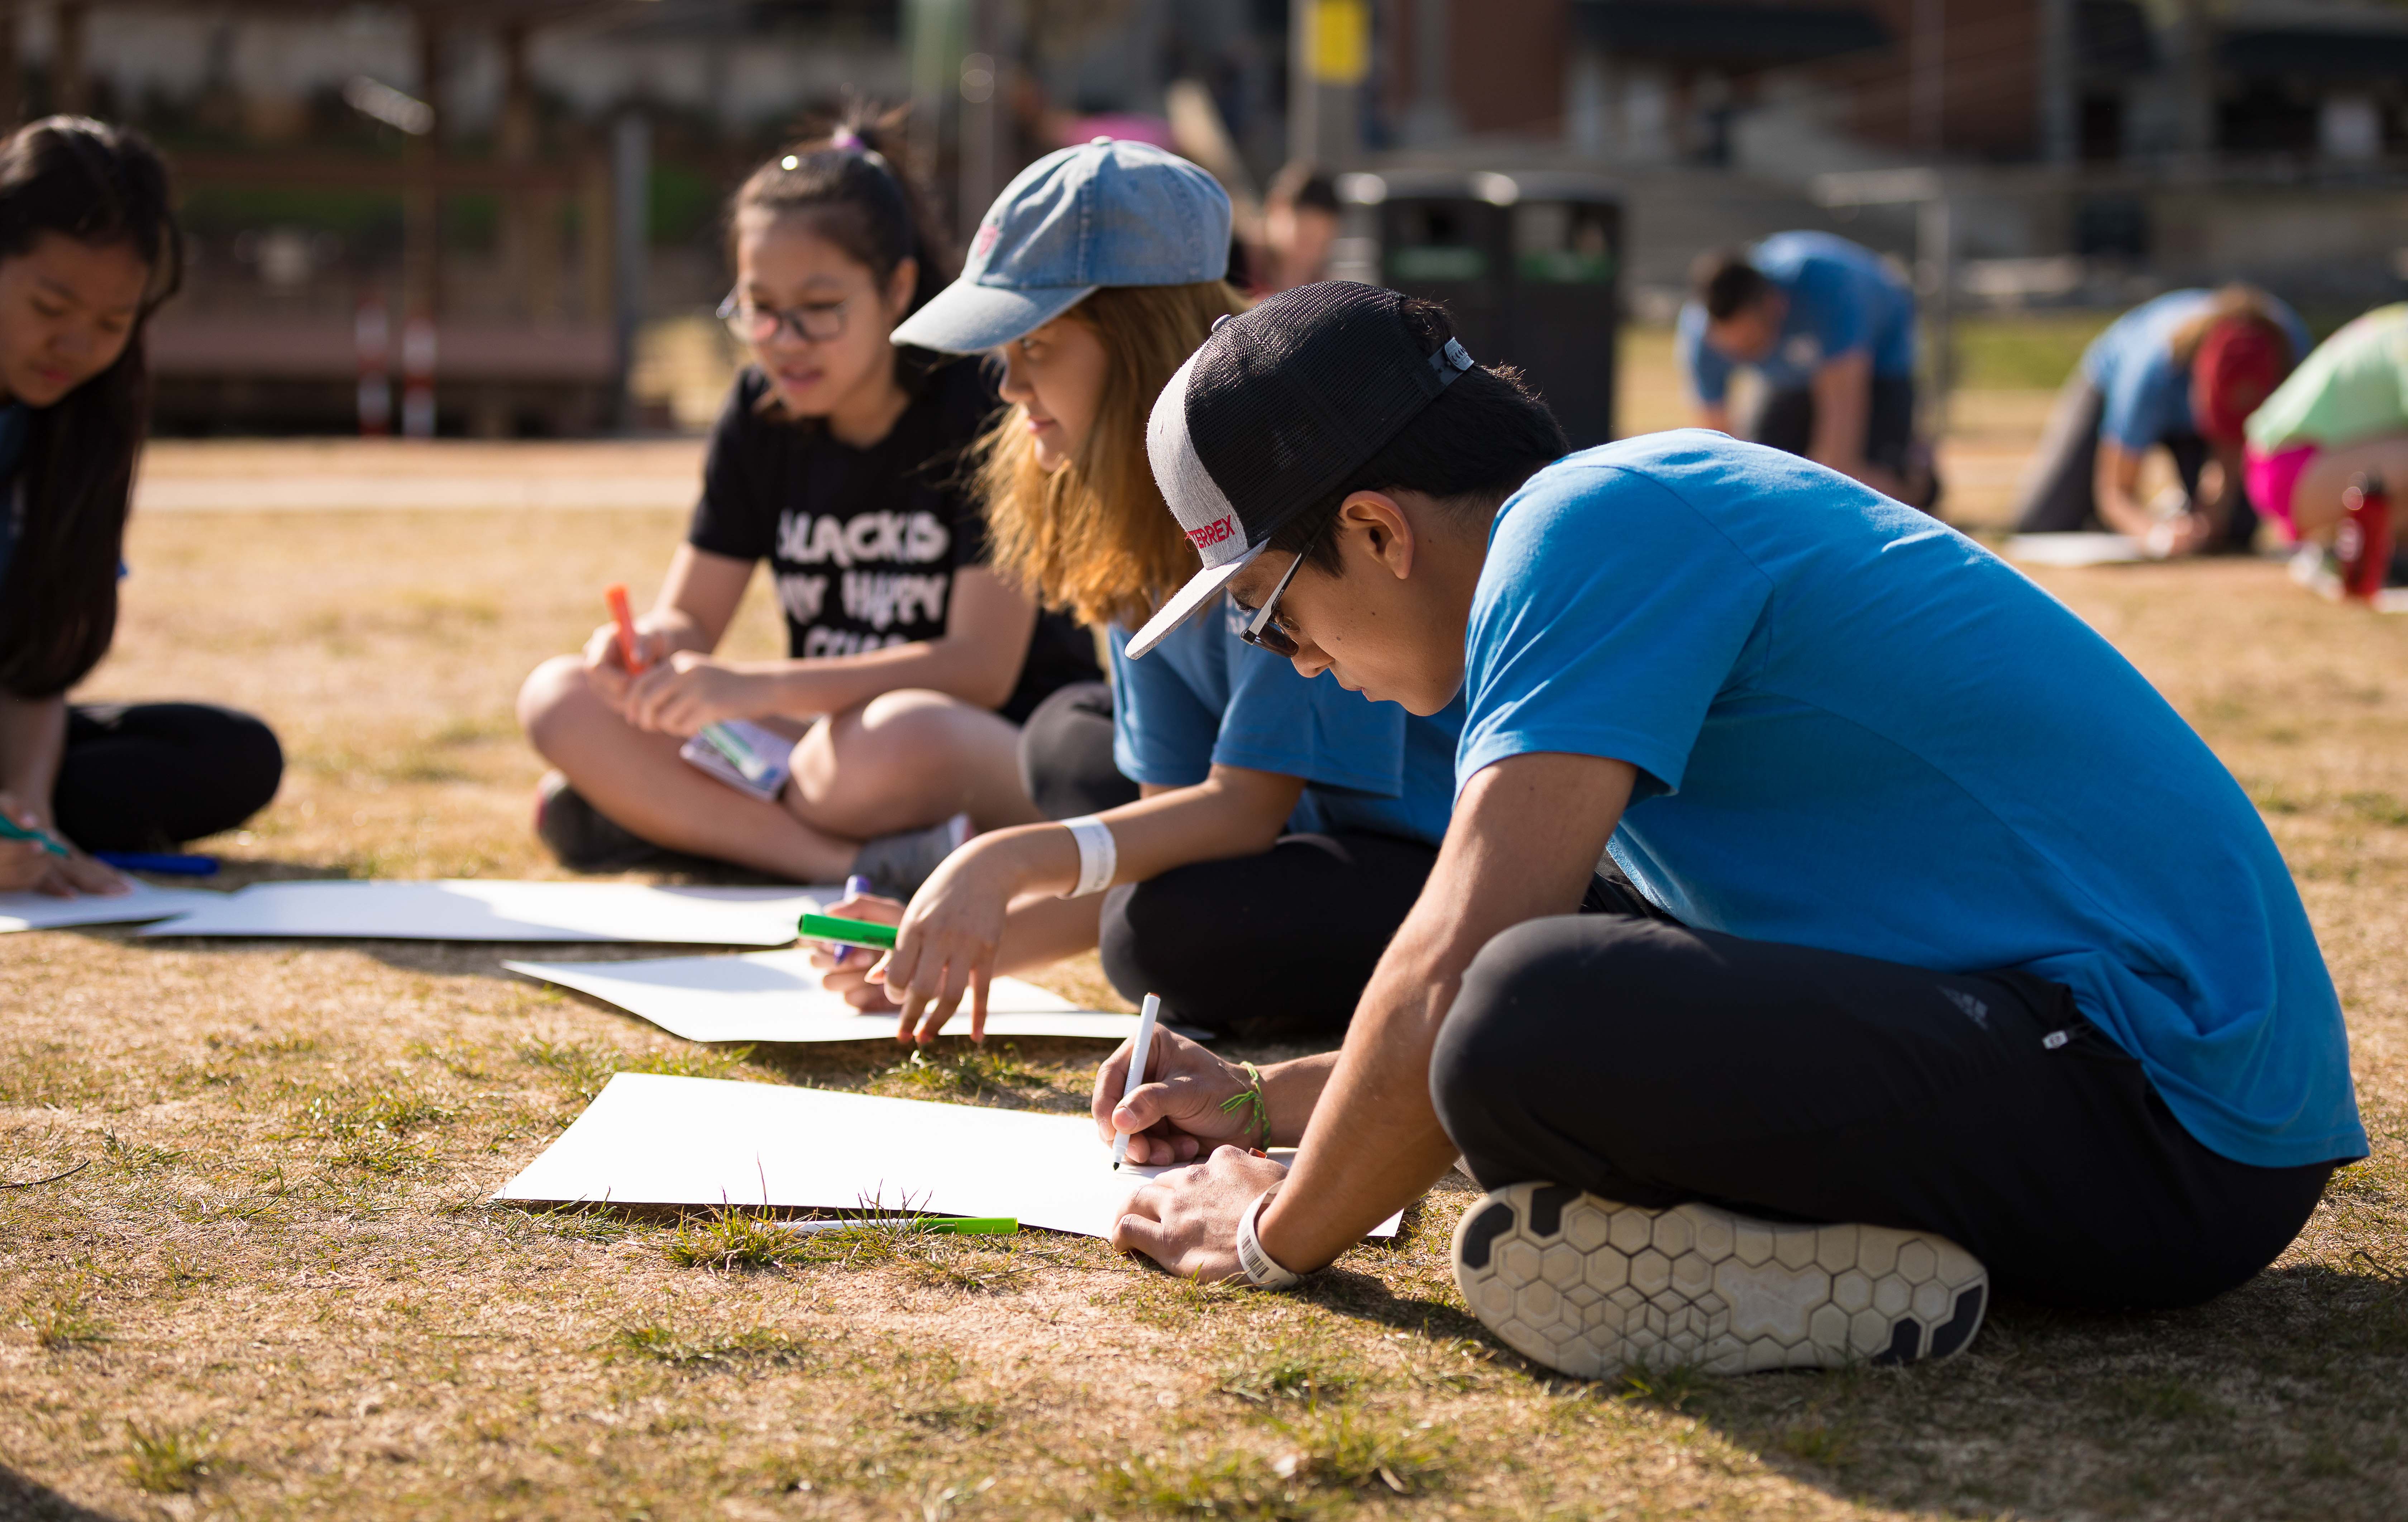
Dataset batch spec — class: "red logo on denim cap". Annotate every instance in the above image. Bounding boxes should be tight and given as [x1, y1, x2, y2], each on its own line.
[1186, 515, 1235, 551]
[973, 223, 1000, 258]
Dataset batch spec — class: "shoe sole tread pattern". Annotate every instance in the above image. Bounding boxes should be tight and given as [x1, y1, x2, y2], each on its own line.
[1453, 1183, 1987, 1378]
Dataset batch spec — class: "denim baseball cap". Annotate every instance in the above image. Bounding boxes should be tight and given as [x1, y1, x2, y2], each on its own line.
[892, 138, 1232, 354]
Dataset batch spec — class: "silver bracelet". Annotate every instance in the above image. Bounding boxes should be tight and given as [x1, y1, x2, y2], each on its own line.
[1058, 814, 1118, 898]
[1236, 1188, 1302, 1289]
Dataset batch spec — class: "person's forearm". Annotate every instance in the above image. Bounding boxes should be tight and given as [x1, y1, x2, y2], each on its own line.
[0, 691, 67, 821]
[745, 637, 1020, 719]
[952, 770, 1304, 903]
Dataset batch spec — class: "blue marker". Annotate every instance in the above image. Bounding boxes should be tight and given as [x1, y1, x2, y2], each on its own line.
[94, 852, 219, 876]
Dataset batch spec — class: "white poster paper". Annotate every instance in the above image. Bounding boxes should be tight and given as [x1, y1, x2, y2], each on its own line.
[2004, 532, 2146, 567]
[504, 948, 1172, 1044]
[493, 1072, 1401, 1240]
[139, 880, 833, 945]
[0, 879, 215, 934]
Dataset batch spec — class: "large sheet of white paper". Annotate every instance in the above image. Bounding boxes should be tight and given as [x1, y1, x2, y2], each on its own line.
[2004, 531, 2146, 567]
[0, 880, 216, 933]
[139, 880, 832, 945]
[503, 948, 1176, 1044]
[493, 1072, 1401, 1240]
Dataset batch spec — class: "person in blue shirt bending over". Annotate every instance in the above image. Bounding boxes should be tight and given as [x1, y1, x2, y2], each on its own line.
[1679, 231, 1939, 511]
[1068, 282, 2361, 1380]
[2011, 285, 2307, 556]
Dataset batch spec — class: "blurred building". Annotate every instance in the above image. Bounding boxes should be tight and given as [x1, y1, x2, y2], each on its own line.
[12, 1, 2406, 433]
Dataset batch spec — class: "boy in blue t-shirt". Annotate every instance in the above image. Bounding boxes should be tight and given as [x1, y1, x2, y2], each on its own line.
[1101, 281, 2362, 1380]
[1678, 231, 1938, 511]
[2011, 286, 2307, 555]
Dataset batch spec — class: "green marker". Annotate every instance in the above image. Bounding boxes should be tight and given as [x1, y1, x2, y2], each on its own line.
[0, 814, 69, 858]
[781, 1215, 1016, 1235]
[798, 912, 898, 951]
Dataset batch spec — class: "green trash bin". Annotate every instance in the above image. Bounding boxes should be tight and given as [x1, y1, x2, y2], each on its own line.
[1333, 169, 1622, 449]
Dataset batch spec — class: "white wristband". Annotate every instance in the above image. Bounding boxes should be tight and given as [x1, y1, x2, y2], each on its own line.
[1236, 1189, 1302, 1289]
[1058, 815, 1118, 898]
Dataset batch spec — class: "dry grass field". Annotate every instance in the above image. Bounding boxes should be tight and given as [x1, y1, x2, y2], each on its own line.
[4, 335, 2407, 1520]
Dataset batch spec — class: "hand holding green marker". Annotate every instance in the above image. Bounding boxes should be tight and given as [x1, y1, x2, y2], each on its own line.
[0, 813, 69, 858]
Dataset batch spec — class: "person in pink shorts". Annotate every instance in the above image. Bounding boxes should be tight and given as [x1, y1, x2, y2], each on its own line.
[2244, 303, 2408, 546]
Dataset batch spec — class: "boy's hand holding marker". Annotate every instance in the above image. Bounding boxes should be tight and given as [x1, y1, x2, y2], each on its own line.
[1092, 1022, 1276, 1166]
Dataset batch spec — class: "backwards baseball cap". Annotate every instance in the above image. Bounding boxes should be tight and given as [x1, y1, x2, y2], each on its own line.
[2191, 316, 2293, 444]
[890, 138, 1231, 354]
[1127, 281, 1475, 659]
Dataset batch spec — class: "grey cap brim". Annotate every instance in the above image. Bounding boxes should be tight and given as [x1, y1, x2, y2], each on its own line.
[890, 279, 1097, 354]
[1123, 543, 1266, 659]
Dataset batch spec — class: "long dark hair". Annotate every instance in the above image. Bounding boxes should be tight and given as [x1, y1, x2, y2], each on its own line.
[727, 104, 956, 323]
[0, 117, 182, 698]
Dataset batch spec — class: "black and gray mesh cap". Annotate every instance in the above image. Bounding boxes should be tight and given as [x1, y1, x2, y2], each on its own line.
[1127, 281, 1473, 658]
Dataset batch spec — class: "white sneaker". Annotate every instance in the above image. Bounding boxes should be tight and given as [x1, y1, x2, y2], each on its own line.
[1452, 1183, 1988, 1377]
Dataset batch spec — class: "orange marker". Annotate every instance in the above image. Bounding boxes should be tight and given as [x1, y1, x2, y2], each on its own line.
[605, 584, 646, 673]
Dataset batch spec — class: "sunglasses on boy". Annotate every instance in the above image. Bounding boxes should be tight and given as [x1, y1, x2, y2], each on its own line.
[718, 290, 852, 346]
[1236, 522, 1325, 659]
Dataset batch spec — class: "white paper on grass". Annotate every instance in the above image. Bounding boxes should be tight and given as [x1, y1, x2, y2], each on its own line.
[139, 879, 836, 945]
[503, 948, 1185, 1044]
[0, 879, 216, 933]
[493, 1072, 1401, 1240]
[2004, 532, 2146, 568]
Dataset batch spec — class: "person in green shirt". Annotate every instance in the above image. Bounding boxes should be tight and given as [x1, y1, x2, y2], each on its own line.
[2243, 304, 2408, 547]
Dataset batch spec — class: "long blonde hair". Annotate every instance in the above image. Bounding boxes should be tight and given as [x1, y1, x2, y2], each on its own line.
[975, 281, 1248, 629]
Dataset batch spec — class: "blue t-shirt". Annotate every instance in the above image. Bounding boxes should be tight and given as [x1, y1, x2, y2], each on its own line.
[2081, 289, 2312, 451]
[1679, 232, 1918, 405]
[1111, 596, 1462, 845]
[1456, 432, 2365, 1169]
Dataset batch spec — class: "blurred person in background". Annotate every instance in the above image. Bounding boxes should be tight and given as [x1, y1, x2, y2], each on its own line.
[0, 117, 282, 896]
[2242, 302, 2408, 583]
[517, 111, 1097, 894]
[2012, 286, 2307, 557]
[1681, 232, 1939, 511]
[1248, 162, 1340, 294]
[812, 139, 1465, 1043]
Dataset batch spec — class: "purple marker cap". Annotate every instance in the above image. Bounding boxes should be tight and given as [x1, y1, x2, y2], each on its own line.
[834, 874, 875, 964]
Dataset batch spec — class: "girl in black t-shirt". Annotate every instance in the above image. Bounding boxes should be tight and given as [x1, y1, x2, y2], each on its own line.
[0, 119, 281, 896]
[518, 113, 1096, 891]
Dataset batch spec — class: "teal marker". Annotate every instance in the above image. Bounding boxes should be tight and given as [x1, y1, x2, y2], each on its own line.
[0, 814, 69, 858]
[799, 912, 898, 951]
[780, 1215, 1016, 1235]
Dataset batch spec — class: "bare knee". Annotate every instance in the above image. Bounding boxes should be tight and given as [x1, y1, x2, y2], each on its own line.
[518, 655, 606, 758]
[791, 691, 1003, 824]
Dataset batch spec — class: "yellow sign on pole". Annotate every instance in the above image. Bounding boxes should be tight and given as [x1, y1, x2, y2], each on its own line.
[1309, 0, 1370, 85]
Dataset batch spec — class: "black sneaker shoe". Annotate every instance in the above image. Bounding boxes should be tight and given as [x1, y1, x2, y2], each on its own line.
[848, 812, 971, 899]
[533, 773, 669, 873]
[1453, 1183, 1987, 1377]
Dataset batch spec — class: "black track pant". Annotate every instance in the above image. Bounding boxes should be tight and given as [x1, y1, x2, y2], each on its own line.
[2010, 373, 2257, 548]
[1431, 886, 2340, 1309]
[52, 702, 283, 851]
[1018, 679, 1436, 1039]
[1751, 375, 1941, 513]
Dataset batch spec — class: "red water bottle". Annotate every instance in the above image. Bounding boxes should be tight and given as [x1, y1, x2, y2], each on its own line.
[2337, 473, 2393, 603]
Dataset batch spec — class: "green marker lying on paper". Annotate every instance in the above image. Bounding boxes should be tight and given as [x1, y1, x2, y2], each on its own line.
[798, 912, 898, 952]
[780, 1216, 1016, 1235]
[0, 814, 70, 858]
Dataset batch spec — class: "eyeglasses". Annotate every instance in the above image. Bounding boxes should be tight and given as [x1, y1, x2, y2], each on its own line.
[1237, 534, 1318, 658]
[718, 290, 852, 346]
